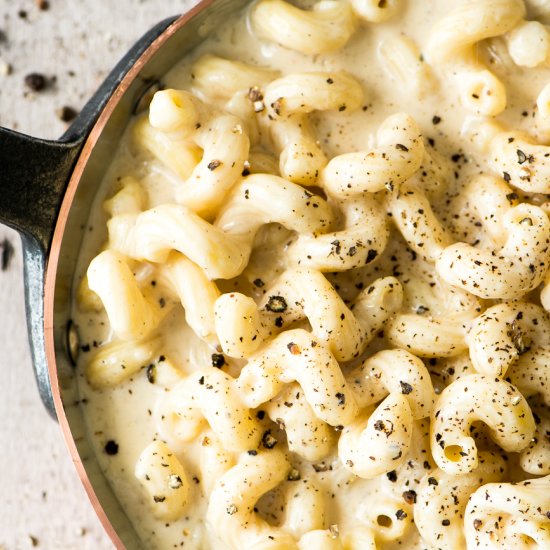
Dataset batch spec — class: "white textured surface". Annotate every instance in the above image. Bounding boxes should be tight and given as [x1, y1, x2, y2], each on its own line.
[0, 1, 197, 548]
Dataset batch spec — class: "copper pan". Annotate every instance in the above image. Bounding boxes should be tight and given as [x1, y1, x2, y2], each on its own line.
[0, 0, 250, 546]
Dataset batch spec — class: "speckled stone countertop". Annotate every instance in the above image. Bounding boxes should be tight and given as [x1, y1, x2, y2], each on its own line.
[0, 1, 196, 548]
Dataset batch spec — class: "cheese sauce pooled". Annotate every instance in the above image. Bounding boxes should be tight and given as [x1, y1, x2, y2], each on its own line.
[72, 1, 550, 549]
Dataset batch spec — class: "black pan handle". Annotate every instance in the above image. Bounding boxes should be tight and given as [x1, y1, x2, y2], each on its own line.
[0, 16, 178, 418]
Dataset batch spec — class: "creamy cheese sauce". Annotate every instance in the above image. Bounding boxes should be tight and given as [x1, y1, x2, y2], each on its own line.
[72, 1, 550, 548]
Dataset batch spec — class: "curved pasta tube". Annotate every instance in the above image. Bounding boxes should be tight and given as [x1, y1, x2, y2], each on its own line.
[350, 276, 404, 342]
[154, 368, 262, 453]
[464, 475, 550, 549]
[216, 271, 400, 361]
[436, 204, 550, 300]
[263, 72, 364, 118]
[338, 393, 413, 478]
[87, 250, 162, 341]
[262, 71, 363, 186]
[281, 478, 327, 538]
[287, 195, 389, 272]
[158, 252, 220, 345]
[103, 176, 147, 217]
[387, 181, 452, 262]
[507, 347, 550, 406]
[267, 114, 327, 185]
[414, 451, 507, 550]
[520, 407, 550, 475]
[190, 54, 280, 100]
[85, 337, 160, 388]
[463, 174, 519, 246]
[386, 314, 468, 358]
[425, 0, 525, 116]
[109, 174, 332, 280]
[251, 0, 357, 55]
[430, 375, 536, 474]
[321, 113, 424, 198]
[198, 432, 236, 496]
[350, 0, 400, 22]
[237, 329, 358, 427]
[377, 35, 435, 99]
[133, 115, 202, 181]
[485, 125, 550, 193]
[134, 440, 190, 522]
[206, 450, 297, 550]
[149, 90, 250, 219]
[265, 383, 336, 461]
[357, 493, 414, 543]
[506, 20, 550, 68]
[468, 302, 550, 378]
[174, 114, 250, 219]
[348, 349, 436, 419]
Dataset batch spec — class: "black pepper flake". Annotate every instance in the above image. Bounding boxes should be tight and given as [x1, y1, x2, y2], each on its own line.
[517, 149, 528, 164]
[265, 295, 287, 313]
[428, 477, 438, 486]
[423, 460, 431, 469]
[338, 104, 347, 112]
[402, 490, 417, 504]
[207, 159, 222, 171]
[348, 246, 357, 256]
[473, 519, 482, 530]
[1, 238, 14, 271]
[395, 509, 407, 520]
[335, 392, 346, 405]
[386, 470, 398, 482]
[262, 430, 277, 449]
[36, 0, 50, 10]
[80, 344, 91, 353]
[366, 249, 378, 264]
[57, 105, 78, 122]
[104, 440, 119, 455]
[274, 316, 284, 328]
[432, 115, 441, 125]
[256, 410, 265, 420]
[312, 462, 331, 473]
[247, 450, 258, 456]
[146, 364, 156, 384]
[226, 504, 238, 515]
[25, 73, 47, 92]
[503, 172, 511, 183]
[331, 240, 342, 255]
[211, 353, 225, 368]
[253, 278, 265, 287]
[442, 519, 451, 526]
[396, 143, 409, 152]
[400, 381, 413, 395]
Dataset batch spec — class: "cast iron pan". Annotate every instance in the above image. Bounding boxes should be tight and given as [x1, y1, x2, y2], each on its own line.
[0, 0, 249, 546]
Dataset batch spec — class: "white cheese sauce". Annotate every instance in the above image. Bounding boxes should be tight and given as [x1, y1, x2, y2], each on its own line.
[71, 1, 550, 548]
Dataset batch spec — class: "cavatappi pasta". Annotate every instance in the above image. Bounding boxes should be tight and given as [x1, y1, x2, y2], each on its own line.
[72, 1, 550, 548]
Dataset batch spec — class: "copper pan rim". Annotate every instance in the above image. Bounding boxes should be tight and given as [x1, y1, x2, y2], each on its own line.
[44, 1, 216, 547]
